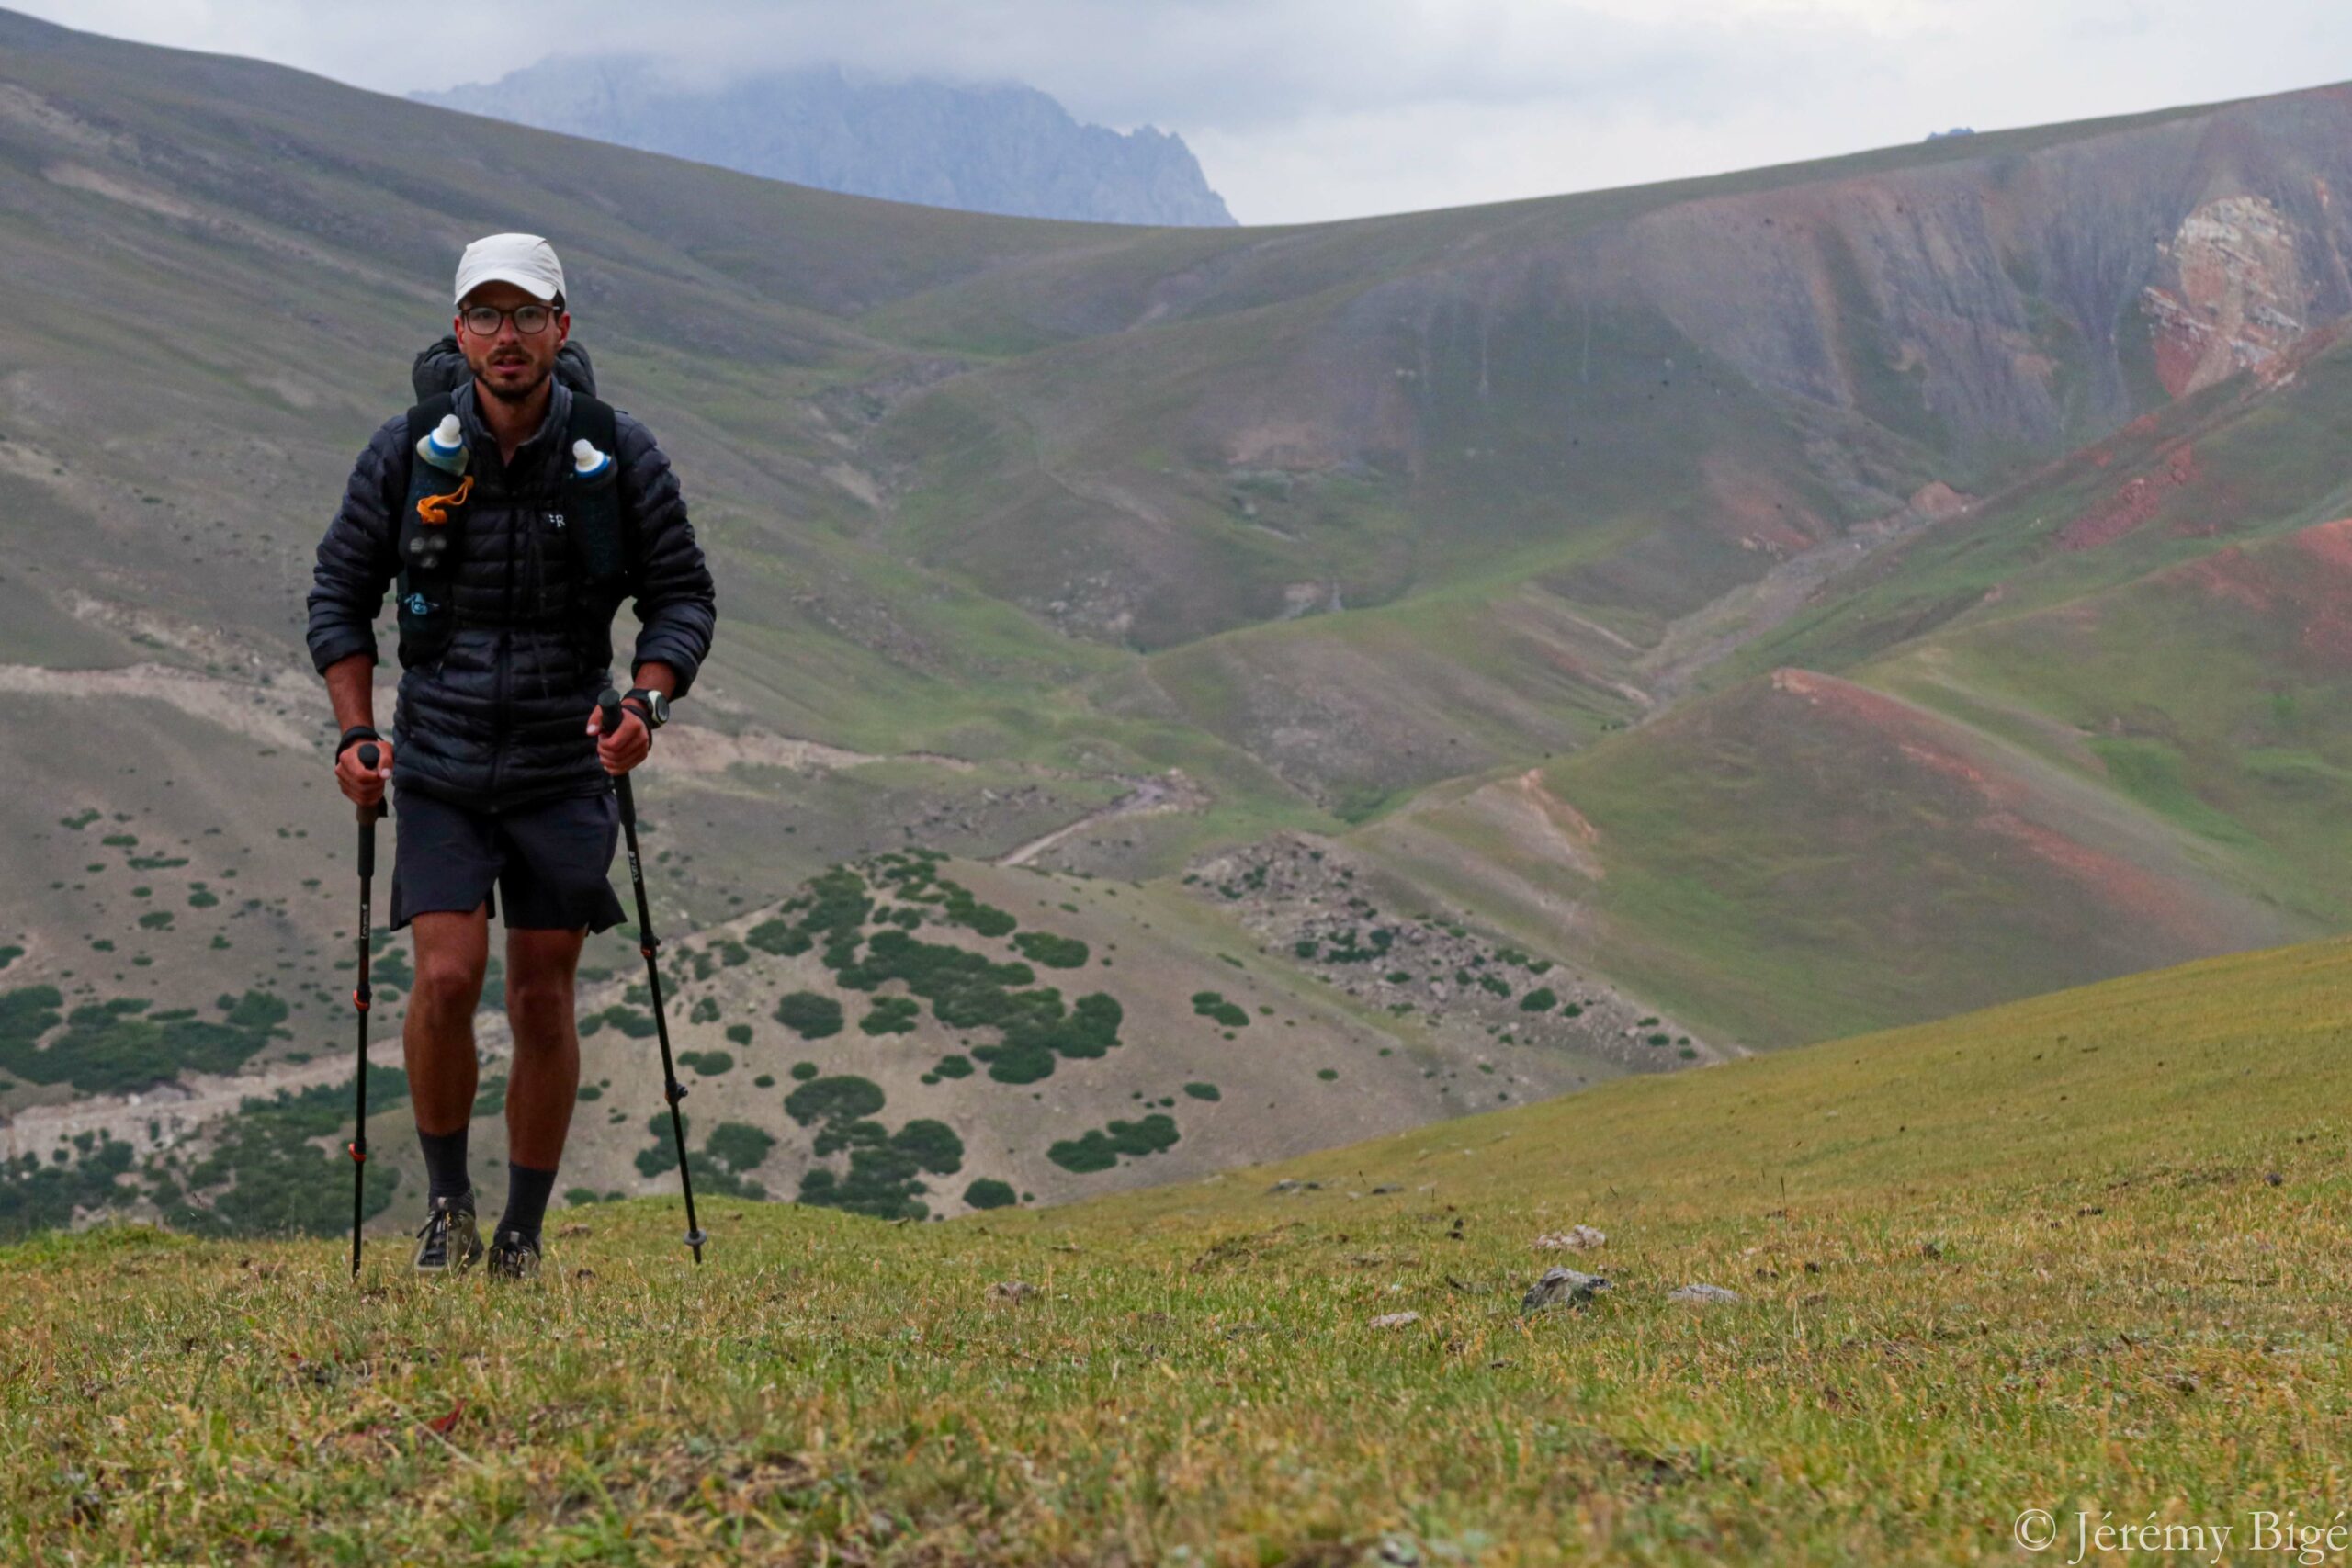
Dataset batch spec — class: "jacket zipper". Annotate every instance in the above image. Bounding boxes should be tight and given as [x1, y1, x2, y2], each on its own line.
[490, 473, 514, 805]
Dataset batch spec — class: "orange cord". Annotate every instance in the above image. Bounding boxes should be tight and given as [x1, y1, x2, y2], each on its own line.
[416, 473, 473, 525]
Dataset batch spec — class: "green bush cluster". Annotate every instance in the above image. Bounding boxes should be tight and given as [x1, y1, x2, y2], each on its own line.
[703, 1122, 775, 1175]
[633, 1114, 771, 1199]
[593, 1004, 657, 1039]
[831, 929, 1120, 1085]
[0, 987, 288, 1094]
[775, 991, 844, 1040]
[798, 1115, 964, 1222]
[745, 919, 812, 958]
[678, 1050, 734, 1077]
[0, 1137, 137, 1238]
[962, 1178, 1017, 1211]
[871, 855, 1017, 941]
[1190, 992, 1249, 1029]
[1047, 1113, 1180, 1174]
[170, 1067, 409, 1236]
[785, 1075, 886, 1127]
[1320, 927, 1396, 964]
[1012, 931, 1090, 969]
[860, 997, 921, 1035]
[1521, 988, 1558, 1012]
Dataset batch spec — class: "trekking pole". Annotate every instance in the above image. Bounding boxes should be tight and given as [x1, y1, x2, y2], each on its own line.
[600, 690, 706, 1264]
[347, 742, 384, 1280]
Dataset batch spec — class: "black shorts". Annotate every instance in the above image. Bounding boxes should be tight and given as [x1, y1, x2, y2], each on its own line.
[390, 786, 628, 934]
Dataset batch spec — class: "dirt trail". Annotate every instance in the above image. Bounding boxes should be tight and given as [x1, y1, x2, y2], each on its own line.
[0, 1039, 447, 1160]
[1634, 488, 1970, 710]
[996, 771, 1205, 867]
[0, 662, 322, 750]
[0, 651, 986, 780]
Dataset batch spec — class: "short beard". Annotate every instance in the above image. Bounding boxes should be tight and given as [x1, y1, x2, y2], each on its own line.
[479, 366, 550, 405]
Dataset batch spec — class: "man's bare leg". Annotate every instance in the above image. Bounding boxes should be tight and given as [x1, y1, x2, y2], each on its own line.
[495, 924, 585, 1256]
[404, 906, 489, 1269]
[405, 907, 488, 1138]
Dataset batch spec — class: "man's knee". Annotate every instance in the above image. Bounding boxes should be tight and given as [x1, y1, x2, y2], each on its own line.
[412, 950, 487, 1017]
[507, 974, 577, 1041]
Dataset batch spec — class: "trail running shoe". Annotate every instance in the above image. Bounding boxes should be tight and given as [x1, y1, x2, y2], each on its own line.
[413, 1194, 483, 1274]
[486, 1226, 542, 1281]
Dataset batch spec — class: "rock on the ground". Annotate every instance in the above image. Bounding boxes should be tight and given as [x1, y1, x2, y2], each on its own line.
[1368, 1311, 1421, 1329]
[1521, 1268, 1611, 1312]
[1533, 1225, 1606, 1251]
[989, 1280, 1037, 1303]
[1668, 1282, 1739, 1304]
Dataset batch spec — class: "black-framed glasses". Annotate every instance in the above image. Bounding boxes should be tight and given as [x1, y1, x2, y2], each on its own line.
[459, 302, 559, 337]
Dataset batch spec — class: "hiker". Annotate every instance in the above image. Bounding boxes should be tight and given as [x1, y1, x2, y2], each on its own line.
[306, 233, 717, 1279]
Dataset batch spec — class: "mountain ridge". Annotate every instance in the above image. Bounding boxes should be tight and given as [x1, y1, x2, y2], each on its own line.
[415, 55, 1238, 229]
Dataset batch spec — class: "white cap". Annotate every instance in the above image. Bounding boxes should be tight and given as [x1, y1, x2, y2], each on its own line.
[454, 232, 566, 306]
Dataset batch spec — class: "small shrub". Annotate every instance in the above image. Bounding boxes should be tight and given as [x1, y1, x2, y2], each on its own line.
[963, 1178, 1016, 1211]
[775, 991, 844, 1040]
[745, 919, 811, 957]
[860, 996, 921, 1035]
[1047, 1113, 1180, 1174]
[705, 1122, 775, 1173]
[601, 1004, 656, 1039]
[1012, 931, 1090, 969]
[785, 1075, 885, 1127]
[1191, 991, 1249, 1029]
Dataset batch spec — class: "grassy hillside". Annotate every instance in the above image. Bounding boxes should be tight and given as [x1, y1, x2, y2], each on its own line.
[1363, 324, 2352, 1048]
[8, 935, 2349, 1561]
[6, 846, 1690, 1240]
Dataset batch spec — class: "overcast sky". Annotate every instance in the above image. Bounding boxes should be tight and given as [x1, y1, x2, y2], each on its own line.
[17, 1, 2352, 223]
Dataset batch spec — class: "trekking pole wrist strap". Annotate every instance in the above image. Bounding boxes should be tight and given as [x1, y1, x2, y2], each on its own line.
[339, 725, 381, 758]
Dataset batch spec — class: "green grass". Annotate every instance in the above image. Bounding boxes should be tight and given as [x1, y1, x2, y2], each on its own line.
[10, 936, 2352, 1561]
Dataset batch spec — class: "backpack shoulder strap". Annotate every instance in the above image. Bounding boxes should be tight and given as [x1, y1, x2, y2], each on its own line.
[562, 392, 629, 590]
[403, 393, 456, 456]
[394, 393, 463, 666]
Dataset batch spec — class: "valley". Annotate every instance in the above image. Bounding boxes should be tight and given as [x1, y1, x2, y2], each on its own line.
[5, 5, 2352, 1240]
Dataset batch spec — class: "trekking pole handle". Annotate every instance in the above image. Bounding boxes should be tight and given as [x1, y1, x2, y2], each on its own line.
[355, 742, 383, 861]
[596, 690, 639, 825]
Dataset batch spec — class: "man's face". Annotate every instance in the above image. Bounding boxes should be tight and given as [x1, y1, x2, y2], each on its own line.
[455, 280, 570, 404]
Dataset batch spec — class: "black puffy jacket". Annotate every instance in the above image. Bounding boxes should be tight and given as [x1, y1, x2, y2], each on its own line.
[305, 341, 717, 812]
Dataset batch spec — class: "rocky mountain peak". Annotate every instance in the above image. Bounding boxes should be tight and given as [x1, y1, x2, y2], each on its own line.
[415, 56, 1236, 228]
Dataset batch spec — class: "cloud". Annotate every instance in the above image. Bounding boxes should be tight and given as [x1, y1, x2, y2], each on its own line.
[16, 0, 2352, 222]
